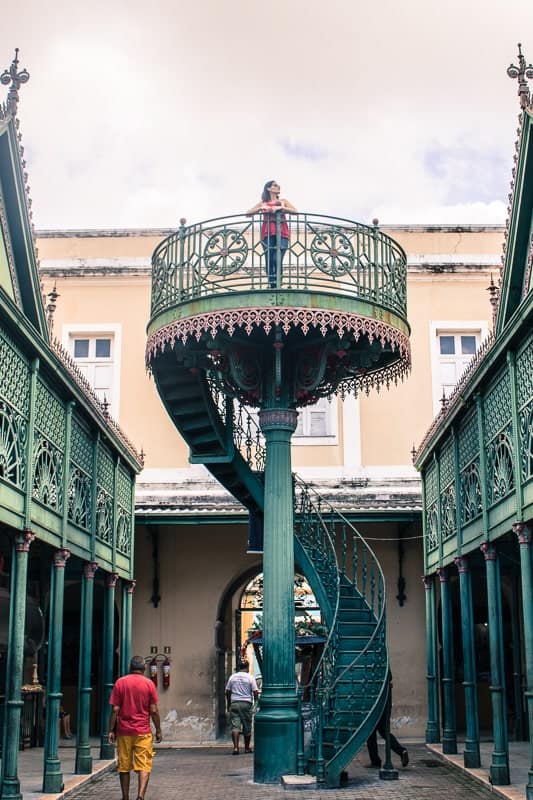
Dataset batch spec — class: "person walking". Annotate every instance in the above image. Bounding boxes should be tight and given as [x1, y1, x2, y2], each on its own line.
[366, 670, 409, 768]
[225, 659, 259, 755]
[108, 655, 162, 800]
[247, 180, 297, 288]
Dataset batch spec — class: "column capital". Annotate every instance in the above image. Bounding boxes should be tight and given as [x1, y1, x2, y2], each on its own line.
[16, 529, 35, 552]
[126, 579, 136, 595]
[437, 566, 449, 583]
[106, 571, 119, 589]
[480, 541, 497, 561]
[83, 561, 99, 580]
[512, 521, 532, 545]
[258, 408, 298, 433]
[422, 575, 433, 590]
[454, 555, 469, 574]
[53, 548, 70, 568]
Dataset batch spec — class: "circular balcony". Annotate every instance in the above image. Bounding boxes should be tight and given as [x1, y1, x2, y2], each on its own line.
[146, 213, 411, 404]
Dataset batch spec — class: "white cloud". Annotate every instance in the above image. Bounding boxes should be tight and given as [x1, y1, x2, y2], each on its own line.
[2, 0, 531, 229]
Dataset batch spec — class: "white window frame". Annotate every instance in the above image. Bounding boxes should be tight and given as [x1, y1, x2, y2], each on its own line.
[62, 323, 122, 420]
[429, 320, 489, 416]
[293, 396, 338, 446]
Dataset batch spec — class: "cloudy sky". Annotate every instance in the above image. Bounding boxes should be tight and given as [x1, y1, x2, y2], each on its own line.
[2, 0, 532, 230]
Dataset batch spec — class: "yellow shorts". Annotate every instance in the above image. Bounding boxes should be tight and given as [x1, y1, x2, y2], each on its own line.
[116, 734, 155, 773]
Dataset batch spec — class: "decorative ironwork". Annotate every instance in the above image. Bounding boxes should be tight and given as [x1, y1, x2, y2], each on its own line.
[486, 429, 515, 505]
[35, 380, 64, 449]
[426, 503, 439, 551]
[0, 331, 30, 412]
[96, 488, 113, 544]
[440, 485, 456, 540]
[460, 460, 482, 524]
[483, 371, 512, 444]
[0, 399, 26, 488]
[0, 189, 22, 307]
[203, 229, 249, 275]
[116, 508, 132, 556]
[507, 43, 533, 109]
[32, 437, 63, 511]
[68, 467, 91, 529]
[519, 401, 533, 482]
[0, 49, 30, 117]
[149, 214, 408, 320]
[15, 530, 35, 552]
[309, 228, 354, 276]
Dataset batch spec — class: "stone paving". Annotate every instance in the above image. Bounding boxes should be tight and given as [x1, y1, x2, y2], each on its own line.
[67, 744, 497, 800]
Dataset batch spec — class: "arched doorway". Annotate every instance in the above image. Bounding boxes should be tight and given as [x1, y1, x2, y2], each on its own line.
[215, 567, 325, 738]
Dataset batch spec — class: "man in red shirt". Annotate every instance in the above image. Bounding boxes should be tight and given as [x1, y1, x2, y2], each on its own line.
[108, 655, 162, 800]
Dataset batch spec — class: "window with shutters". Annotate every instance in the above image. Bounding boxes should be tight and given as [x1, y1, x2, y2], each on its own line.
[429, 321, 488, 415]
[62, 324, 122, 419]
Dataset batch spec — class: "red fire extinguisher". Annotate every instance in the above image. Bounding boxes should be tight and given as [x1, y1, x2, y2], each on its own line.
[150, 657, 158, 687]
[162, 656, 171, 689]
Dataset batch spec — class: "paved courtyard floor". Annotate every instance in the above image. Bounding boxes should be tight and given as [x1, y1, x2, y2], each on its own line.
[29, 743, 523, 800]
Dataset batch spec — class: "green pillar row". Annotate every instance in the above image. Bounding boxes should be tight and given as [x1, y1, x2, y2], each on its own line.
[454, 555, 480, 768]
[42, 548, 70, 793]
[100, 572, 118, 760]
[254, 408, 298, 784]
[513, 523, 533, 800]
[75, 561, 98, 774]
[480, 542, 510, 785]
[423, 575, 440, 744]
[0, 531, 35, 800]
[120, 580, 135, 676]
[437, 567, 457, 754]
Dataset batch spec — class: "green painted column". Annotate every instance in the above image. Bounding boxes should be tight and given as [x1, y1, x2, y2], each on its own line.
[75, 561, 98, 774]
[480, 542, 510, 785]
[454, 556, 480, 768]
[120, 580, 135, 676]
[42, 548, 70, 793]
[513, 523, 533, 800]
[0, 531, 34, 800]
[100, 572, 118, 760]
[254, 408, 298, 784]
[423, 575, 440, 743]
[437, 567, 457, 753]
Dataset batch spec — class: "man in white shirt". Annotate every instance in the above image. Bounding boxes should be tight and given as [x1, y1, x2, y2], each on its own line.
[225, 660, 259, 754]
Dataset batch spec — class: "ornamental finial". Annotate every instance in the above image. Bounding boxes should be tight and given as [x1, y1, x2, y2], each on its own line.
[507, 43, 533, 110]
[0, 49, 30, 116]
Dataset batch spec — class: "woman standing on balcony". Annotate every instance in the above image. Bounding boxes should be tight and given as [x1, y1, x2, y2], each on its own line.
[247, 180, 297, 288]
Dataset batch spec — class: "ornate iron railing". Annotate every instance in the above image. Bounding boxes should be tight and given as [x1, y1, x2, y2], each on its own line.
[150, 213, 407, 320]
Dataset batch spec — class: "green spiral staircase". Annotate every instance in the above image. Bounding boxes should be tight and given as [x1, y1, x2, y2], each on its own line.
[146, 212, 411, 785]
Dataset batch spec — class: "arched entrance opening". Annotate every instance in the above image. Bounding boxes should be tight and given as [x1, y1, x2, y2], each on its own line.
[215, 567, 326, 738]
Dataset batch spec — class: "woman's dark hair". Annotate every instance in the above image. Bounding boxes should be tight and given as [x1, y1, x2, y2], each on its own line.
[261, 180, 276, 202]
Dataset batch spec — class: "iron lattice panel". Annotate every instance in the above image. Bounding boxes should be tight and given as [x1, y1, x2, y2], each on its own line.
[71, 416, 94, 475]
[439, 437, 455, 490]
[97, 444, 114, 494]
[68, 466, 91, 530]
[424, 460, 438, 506]
[458, 410, 479, 470]
[35, 379, 65, 450]
[0, 398, 27, 489]
[116, 464, 133, 510]
[516, 334, 533, 410]
[116, 464, 133, 556]
[0, 330, 30, 414]
[483, 370, 512, 445]
[425, 502, 439, 551]
[519, 401, 533, 482]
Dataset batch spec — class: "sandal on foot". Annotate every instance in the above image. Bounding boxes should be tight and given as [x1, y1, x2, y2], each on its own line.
[232, 749, 239, 755]
[245, 748, 253, 753]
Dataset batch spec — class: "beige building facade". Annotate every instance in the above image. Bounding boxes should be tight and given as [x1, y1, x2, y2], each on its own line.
[37, 223, 501, 743]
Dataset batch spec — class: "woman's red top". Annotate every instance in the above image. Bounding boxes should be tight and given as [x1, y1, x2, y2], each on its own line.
[260, 201, 290, 240]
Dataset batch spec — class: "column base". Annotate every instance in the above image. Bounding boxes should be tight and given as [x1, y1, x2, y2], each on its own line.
[442, 733, 457, 754]
[0, 777, 22, 800]
[379, 767, 399, 781]
[100, 741, 115, 760]
[42, 761, 64, 795]
[425, 723, 440, 744]
[490, 762, 510, 786]
[463, 743, 481, 768]
[253, 690, 298, 784]
[75, 748, 93, 774]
